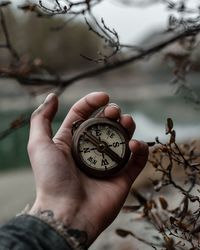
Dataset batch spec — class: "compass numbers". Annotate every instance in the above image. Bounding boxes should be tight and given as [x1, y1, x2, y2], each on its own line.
[101, 158, 109, 166]
[87, 156, 97, 165]
[106, 129, 115, 139]
[113, 142, 120, 147]
[95, 129, 101, 137]
[92, 125, 124, 159]
[82, 147, 90, 153]
[72, 117, 131, 177]
[80, 138, 114, 170]
[78, 123, 126, 171]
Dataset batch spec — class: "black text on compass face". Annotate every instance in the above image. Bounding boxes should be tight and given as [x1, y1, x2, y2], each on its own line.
[79, 124, 126, 171]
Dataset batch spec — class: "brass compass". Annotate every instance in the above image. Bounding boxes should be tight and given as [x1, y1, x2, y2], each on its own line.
[71, 117, 131, 178]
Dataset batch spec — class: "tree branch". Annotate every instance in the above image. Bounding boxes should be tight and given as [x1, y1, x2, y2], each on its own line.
[2, 25, 199, 91]
[0, 8, 20, 62]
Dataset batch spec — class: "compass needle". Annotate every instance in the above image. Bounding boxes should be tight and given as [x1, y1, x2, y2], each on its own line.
[72, 118, 131, 178]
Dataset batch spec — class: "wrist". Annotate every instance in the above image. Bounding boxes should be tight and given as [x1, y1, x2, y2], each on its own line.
[26, 193, 103, 246]
[25, 200, 90, 249]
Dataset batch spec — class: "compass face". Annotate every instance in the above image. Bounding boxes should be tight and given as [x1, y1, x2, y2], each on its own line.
[72, 118, 131, 178]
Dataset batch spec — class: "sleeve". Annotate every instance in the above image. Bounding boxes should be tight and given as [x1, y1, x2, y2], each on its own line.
[0, 215, 74, 250]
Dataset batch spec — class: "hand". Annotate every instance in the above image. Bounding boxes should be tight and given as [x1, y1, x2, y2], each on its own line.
[28, 92, 149, 246]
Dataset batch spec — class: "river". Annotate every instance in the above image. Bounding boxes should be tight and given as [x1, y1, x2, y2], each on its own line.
[0, 76, 200, 169]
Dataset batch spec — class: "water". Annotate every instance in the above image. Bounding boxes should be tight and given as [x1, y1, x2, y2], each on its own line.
[0, 78, 200, 170]
[133, 111, 200, 142]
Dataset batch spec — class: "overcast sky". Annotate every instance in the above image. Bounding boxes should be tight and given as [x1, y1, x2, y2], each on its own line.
[92, 0, 168, 43]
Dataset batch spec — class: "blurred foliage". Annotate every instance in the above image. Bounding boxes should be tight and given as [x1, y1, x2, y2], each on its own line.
[116, 119, 200, 249]
[0, 7, 102, 72]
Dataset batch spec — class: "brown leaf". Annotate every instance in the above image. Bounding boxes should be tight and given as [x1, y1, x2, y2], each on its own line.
[169, 216, 177, 225]
[147, 141, 156, 147]
[166, 118, 173, 134]
[191, 224, 200, 234]
[159, 196, 168, 210]
[116, 229, 133, 238]
[177, 198, 188, 219]
[122, 205, 141, 213]
[187, 194, 199, 203]
[18, 3, 37, 12]
[163, 236, 174, 248]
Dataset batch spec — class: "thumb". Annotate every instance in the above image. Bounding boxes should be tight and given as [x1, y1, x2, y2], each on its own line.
[29, 93, 58, 146]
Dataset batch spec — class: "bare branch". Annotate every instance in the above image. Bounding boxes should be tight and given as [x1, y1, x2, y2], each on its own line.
[1, 24, 199, 90]
[0, 114, 30, 141]
[37, 0, 104, 15]
[0, 8, 20, 61]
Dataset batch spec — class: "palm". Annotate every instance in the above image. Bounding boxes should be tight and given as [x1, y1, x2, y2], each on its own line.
[54, 137, 144, 234]
[35, 139, 130, 208]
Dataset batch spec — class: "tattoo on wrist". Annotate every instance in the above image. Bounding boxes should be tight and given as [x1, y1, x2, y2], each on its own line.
[17, 205, 88, 250]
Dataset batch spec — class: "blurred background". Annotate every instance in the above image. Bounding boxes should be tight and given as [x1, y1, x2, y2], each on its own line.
[1, 1, 200, 249]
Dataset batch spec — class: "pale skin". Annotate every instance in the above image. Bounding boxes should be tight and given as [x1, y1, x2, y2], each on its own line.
[28, 92, 149, 246]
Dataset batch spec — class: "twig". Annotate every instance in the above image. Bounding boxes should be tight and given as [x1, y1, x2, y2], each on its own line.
[2, 24, 199, 90]
[0, 9, 20, 61]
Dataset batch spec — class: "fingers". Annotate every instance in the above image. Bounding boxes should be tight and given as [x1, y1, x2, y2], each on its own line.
[96, 103, 121, 120]
[96, 105, 135, 138]
[120, 115, 135, 138]
[54, 92, 109, 142]
[54, 91, 135, 149]
[123, 140, 149, 186]
[28, 93, 58, 146]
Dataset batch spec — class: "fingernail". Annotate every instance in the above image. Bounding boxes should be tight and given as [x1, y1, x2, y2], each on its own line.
[108, 103, 119, 108]
[108, 103, 121, 112]
[89, 92, 109, 101]
[44, 93, 56, 104]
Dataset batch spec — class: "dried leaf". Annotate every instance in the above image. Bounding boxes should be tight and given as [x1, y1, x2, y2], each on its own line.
[188, 194, 199, 203]
[122, 205, 141, 213]
[177, 198, 188, 219]
[176, 221, 189, 231]
[163, 236, 174, 248]
[191, 224, 200, 234]
[18, 3, 37, 12]
[159, 197, 168, 210]
[161, 147, 168, 153]
[147, 141, 156, 147]
[166, 118, 173, 134]
[116, 229, 133, 238]
[170, 216, 177, 225]
[155, 137, 160, 143]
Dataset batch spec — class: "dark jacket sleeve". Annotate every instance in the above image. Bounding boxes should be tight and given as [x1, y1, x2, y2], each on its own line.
[0, 215, 73, 250]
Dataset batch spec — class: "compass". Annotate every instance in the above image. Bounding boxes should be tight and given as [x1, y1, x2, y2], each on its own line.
[71, 117, 131, 178]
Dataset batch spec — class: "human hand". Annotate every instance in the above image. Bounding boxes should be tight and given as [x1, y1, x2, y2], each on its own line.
[28, 92, 149, 246]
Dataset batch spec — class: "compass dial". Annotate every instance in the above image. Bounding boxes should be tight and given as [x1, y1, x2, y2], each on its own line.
[72, 118, 131, 178]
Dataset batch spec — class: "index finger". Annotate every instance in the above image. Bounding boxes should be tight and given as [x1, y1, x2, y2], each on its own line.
[54, 92, 109, 143]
